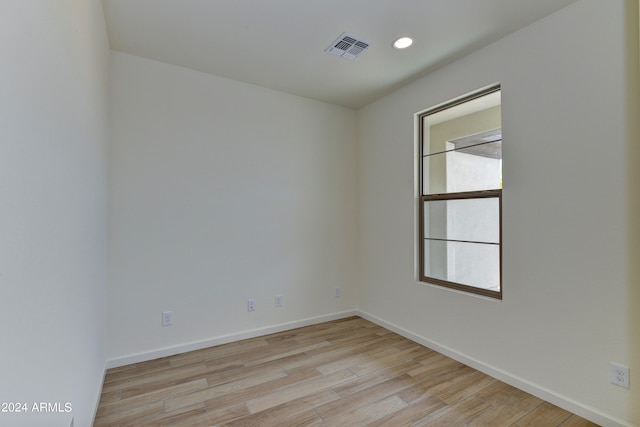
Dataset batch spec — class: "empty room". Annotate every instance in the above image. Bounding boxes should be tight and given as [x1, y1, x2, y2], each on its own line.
[1, 0, 639, 426]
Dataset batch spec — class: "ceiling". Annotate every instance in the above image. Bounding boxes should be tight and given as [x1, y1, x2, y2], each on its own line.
[102, 0, 578, 109]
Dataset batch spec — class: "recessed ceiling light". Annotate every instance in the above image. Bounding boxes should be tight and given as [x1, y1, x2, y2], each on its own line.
[393, 36, 413, 50]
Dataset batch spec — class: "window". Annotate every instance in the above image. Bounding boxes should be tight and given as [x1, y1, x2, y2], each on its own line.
[418, 86, 502, 299]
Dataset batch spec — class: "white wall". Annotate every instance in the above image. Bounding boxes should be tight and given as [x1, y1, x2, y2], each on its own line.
[0, 1, 110, 426]
[357, 0, 639, 425]
[107, 52, 358, 363]
[631, 4, 640, 425]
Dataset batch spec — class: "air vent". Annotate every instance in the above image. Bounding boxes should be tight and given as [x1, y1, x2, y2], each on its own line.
[325, 32, 371, 60]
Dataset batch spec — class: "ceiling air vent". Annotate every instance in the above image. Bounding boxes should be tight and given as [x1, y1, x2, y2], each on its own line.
[325, 32, 371, 60]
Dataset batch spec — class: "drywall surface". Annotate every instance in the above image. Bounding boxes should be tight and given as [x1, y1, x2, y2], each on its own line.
[357, 0, 638, 425]
[0, 1, 110, 426]
[625, 1, 640, 424]
[107, 52, 358, 362]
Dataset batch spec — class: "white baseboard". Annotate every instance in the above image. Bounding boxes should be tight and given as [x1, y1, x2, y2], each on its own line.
[105, 310, 357, 369]
[357, 310, 633, 427]
[102, 308, 631, 427]
[91, 366, 107, 426]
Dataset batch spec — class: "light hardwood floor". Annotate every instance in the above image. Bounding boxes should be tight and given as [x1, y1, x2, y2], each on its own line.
[94, 317, 599, 426]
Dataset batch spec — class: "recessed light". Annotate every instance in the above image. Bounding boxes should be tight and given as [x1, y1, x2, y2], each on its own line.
[393, 36, 413, 50]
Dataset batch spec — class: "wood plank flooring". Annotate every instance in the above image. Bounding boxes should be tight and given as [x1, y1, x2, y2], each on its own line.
[94, 317, 599, 426]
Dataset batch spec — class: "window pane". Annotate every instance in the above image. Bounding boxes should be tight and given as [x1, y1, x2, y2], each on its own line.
[424, 198, 500, 244]
[424, 240, 500, 291]
[423, 150, 501, 195]
[422, 90, 501, 156]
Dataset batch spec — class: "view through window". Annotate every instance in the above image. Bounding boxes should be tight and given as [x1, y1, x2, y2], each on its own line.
[418, 86, 502, 299]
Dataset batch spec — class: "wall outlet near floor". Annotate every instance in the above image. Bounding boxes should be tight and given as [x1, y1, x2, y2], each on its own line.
[162, 310, 173, 327]
[274, 295, 283, 307]
[334, 287, 341, 298]
[610, 362, 630, 388]
[247, 298, 256, 312]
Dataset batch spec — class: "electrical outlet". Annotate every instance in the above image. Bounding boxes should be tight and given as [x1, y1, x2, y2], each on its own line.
[611, 362, 630, 388]
[162, 311, 173, 327]
[275, 295, 283, 307]
[334, 287, 341, 298]
[247, 298, 256, 312]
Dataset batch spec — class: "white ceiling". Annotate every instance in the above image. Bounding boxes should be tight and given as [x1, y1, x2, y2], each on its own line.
[102, 0, 578, 109]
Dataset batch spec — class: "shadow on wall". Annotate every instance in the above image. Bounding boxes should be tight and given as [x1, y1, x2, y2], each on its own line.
[624, 0, 640, 424]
